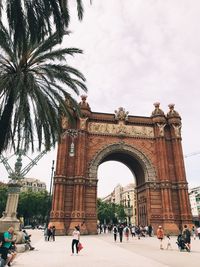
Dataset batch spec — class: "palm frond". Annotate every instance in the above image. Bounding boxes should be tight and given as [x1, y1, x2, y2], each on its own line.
[76, 0, 84, 21]
[0, 27, 87, 153]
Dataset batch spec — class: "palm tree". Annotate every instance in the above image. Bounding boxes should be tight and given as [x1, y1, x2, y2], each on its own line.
[0, 23, 87, 153]
[0, 0, 90, 51]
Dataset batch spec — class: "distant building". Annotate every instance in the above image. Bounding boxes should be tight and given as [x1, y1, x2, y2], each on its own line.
[20, 178, 46, 192]
[189, 187, 200, 225]
[102, 183, 136, 225]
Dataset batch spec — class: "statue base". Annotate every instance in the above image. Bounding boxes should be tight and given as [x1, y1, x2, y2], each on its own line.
[0, 218, 20, 233]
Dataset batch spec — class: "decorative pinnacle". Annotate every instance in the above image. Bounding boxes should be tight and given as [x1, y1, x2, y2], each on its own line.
[168, 103, 175, 109]
[81, 95, 87, 102]
[153, 102, 160, 108]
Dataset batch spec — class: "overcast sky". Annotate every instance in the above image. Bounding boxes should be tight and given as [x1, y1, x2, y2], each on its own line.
[1, 0, 200, 197]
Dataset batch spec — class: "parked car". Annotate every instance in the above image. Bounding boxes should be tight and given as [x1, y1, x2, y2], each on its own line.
[38, 225, 45, 230]
[23, 225, 33, 229]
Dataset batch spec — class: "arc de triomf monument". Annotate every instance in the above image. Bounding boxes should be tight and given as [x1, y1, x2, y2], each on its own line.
[50, 96, 192, 235]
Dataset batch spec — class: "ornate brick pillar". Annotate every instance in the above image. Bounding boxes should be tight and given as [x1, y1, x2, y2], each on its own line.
[167, 104, 192, 229]
[50, 133, 70, 234]
[67, 96, 91, 234]
[151, 103, 178, 232]
[67, 131, 89, 234]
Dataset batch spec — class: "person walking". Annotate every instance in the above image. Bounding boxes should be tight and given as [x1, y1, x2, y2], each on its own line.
[47, 226, 52, 241]
[118, 224, 124, 243]
[124, 225, 130, 241]
[52, 226, 56, 241]
[156, 225, 164, 250]
[113, 225, 118, 242]
[71, 226, 80, 256]
[131, 225, 136, 237]
[191, 225, 196, 240]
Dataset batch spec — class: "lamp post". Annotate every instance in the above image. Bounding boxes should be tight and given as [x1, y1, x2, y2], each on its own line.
[0, 148, 50, 232]
[0, 150, 23, 231]
[63, 129, 79, 157]
[49, 160, 55, 196]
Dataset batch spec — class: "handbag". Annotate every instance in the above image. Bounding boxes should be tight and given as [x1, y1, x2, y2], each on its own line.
[78, 242, 83, 251]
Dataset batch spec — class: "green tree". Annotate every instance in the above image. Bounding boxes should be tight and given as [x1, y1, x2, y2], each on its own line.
[0, 25, 87, 153]
[97, 199, 126, 224]
[18, 190, 51, 225]
[115, 204, 126, 222]
[0, 183, 8, 217]
[0, 0, 88, 50]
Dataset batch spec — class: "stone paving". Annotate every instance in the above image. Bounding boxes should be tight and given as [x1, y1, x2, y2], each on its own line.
[13, 230, 200, 267]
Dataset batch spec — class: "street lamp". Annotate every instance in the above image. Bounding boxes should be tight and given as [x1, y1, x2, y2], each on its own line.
[49, 160, 55, 196]
[63, 129, 79, 157]
[0, 147, 50, 232]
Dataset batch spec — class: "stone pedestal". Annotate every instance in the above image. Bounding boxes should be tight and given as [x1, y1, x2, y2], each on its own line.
[0, 184, 21, 233]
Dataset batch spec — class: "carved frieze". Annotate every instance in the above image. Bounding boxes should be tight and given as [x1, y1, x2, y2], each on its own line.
[88, 122, 154, 138]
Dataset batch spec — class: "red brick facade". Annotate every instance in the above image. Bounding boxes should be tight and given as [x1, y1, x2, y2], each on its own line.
[50, 97, 192, 235]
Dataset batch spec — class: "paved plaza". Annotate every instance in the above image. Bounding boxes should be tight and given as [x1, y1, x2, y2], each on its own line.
[14, 230, 200, 267]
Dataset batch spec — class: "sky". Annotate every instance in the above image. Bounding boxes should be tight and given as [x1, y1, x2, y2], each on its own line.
[0, 0, 200, 197]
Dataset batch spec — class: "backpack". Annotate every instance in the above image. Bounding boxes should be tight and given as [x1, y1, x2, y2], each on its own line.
[113, 227, 117, 234]
[185, 229, 191, 238]
[125, 227, 129, 234]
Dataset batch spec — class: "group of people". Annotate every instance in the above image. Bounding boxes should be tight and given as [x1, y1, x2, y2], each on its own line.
[97, 223, 153, 239]
[98, 223, 153, 243]
[44, 224, 82, 256]
[44, 225, 56, 241]
[0, 227, 35, 266]
[156, 224, 193, 251]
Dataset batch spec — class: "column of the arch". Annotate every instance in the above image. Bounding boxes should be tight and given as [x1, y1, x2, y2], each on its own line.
[68, 130, 89, 234]
[151, 103, 175, 231]
[50, 135, 70, 234]
[153, 122, 173, 223]
[167, 104, 192, 229]
[170, 132, 192, 227]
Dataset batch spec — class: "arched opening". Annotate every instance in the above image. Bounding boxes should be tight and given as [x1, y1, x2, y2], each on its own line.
[97, 161, 135, 198]
[87, 143, 156, 228]
[97, 160, 136, 225]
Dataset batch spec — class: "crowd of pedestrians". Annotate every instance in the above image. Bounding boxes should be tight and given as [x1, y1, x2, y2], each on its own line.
[97, 223, 154, 243]
[1, 223, 200, 265]
[97, 222, 200, 253]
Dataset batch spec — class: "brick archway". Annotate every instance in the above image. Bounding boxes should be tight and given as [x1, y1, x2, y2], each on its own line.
[50, 99, 192, 235]
[88, 142, 157, 184]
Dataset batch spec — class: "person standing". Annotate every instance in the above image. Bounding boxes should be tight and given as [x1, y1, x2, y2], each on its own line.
[71, 226, 80, 256]
[182, 225, 191, 251]
[196, 226, 200, 239]
[156, 225, 164, 250]
[148, 225, 153, 237]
